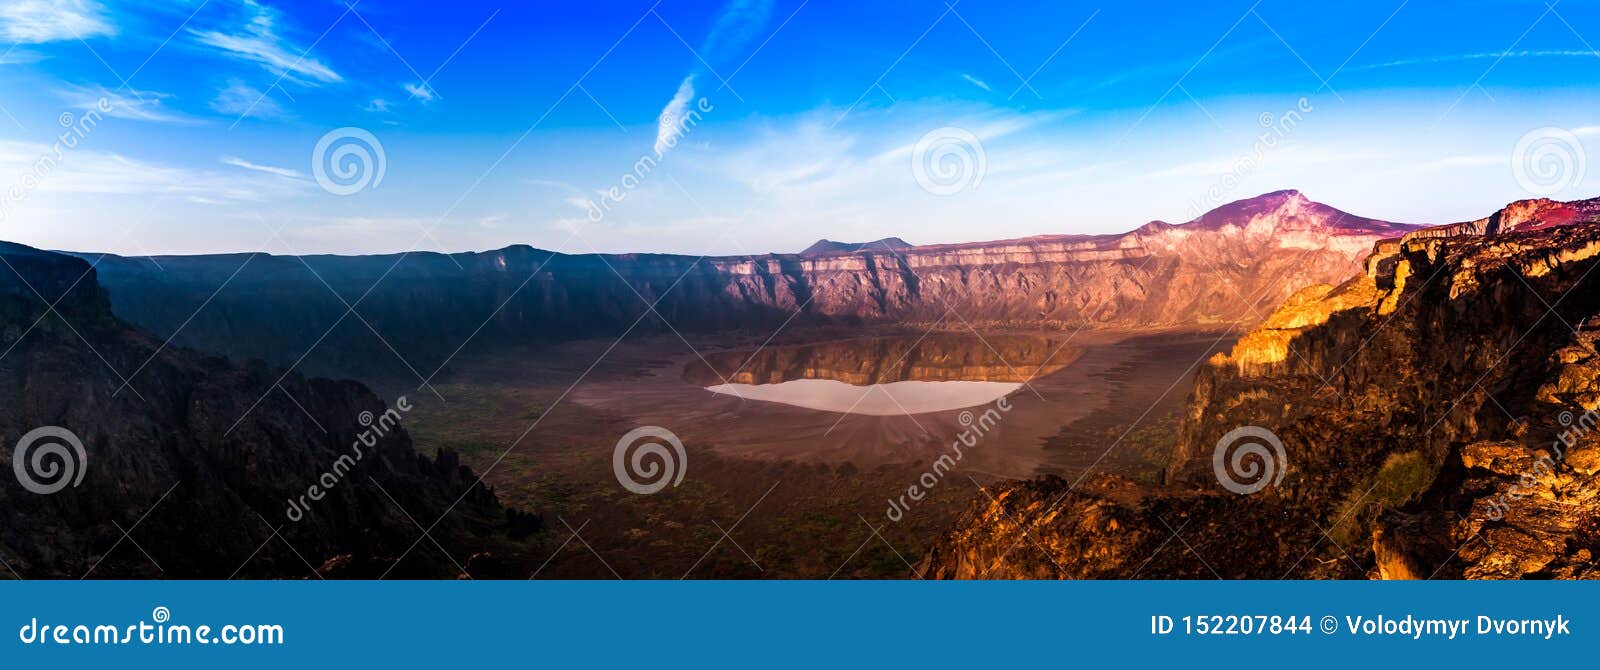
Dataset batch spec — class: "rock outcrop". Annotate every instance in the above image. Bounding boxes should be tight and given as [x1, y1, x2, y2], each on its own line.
[73, 190, 1416, 380]
[922, 195, 1600, 579]
[0, 242, 527, 578]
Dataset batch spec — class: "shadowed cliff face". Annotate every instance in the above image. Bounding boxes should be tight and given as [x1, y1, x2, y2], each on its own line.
[0, 242, 531, 578]
[921, 195, 1600, 580]
[72, 190, 1416, 381]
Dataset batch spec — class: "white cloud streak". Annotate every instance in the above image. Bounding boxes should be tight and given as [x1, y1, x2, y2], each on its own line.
[0, 139, 306, 201]
[654, 75, 697, 156]
[1352, 50, 1600, 71]
[221, 155, 305, 180]
[0, 49, 47, 65]
[209, 80, 287, 120]
[0, 0, 113, 43]
[188, 0, 341, 85]
[652, 0, 775, 156]
[57, 84, 200, 124]
[403, 81, 435, 102]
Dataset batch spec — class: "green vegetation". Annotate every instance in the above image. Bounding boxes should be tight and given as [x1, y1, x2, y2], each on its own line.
[1127, 417, 1182, 484]
[1328, 451, 1437, 547]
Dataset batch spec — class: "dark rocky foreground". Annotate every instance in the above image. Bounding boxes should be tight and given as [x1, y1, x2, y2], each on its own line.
[921, 195, 1600, 579]
[0, 242, 536, 578]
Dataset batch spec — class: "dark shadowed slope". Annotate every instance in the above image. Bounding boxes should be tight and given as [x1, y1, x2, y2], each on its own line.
[0, 242, 533, 578]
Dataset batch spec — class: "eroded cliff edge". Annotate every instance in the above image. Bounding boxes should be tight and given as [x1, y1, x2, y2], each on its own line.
[922, 196, 1600, 579]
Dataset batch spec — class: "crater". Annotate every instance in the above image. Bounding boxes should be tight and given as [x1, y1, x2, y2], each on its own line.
[682, 333, 1076, 416]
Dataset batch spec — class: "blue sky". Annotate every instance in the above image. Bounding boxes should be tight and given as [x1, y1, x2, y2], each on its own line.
[2, 0, 1600, 256]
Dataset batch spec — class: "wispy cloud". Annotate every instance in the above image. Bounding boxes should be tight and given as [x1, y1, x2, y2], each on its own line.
[0, 49, 47, 65]
[697, 0, 776, 64]
[364, 98, 392, 113]
[653, 0, 775, 156]
[209, 80, 287, 120]
[221, 155, 305, 180]
[961, 73, 992, 92]
[0, 139, 304, 201]
[1352, 50, 1600, 71]
[526, 178, 582, 192]
[189, 0, 342, 85]
[1142, 145, 1381, 180]
[402, 81, 435, 102]
[700, 103, 1084, 234]
[1411, 154, 1502, 171]
[57, 84, 200, 124]
[0, 0, 113, 43]
[655, 75, 697, 156]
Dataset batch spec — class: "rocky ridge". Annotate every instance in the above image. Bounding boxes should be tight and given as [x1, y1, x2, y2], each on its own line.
[922, 195, 1600, 579]
[74, 190, 1417, 380]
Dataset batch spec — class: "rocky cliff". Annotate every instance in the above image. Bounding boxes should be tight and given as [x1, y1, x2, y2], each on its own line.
[0, 242, 530, 578]
[681, 332, 1078, 386]
[922, 195, 1600, 579]
[73, 190, 1415, 380]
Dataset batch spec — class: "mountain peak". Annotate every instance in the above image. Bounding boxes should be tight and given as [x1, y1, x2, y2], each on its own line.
[1184, 190, 1417, 237]
[800, 237, 913, 256]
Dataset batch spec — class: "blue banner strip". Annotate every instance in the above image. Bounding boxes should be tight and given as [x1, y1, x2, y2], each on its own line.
[1, 581, 1590, 667]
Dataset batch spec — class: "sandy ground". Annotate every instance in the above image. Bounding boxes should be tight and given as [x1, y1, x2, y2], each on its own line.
[571, 327, 1234, 479]
[394, 326, 1236, 578]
